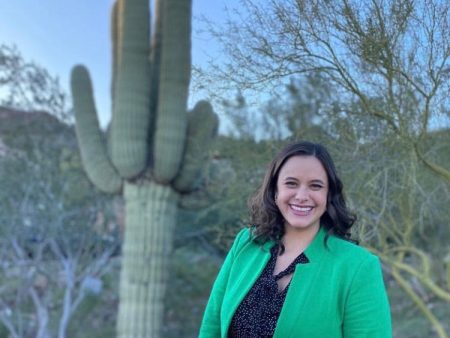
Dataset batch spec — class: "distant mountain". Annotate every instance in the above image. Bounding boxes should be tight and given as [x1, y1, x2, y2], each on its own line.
[0, 106, 75, 158]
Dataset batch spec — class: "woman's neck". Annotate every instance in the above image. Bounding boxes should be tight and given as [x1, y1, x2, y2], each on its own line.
[281, 224, 320, 255]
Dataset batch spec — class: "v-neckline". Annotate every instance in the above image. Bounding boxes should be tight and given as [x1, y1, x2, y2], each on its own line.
[270, 245, 309, 293]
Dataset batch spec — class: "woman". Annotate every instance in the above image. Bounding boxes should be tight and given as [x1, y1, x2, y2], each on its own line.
[199, 141, 392, 338]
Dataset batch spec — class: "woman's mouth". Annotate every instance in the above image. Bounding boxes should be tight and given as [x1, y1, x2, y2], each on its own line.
[290, 205, 314, 215]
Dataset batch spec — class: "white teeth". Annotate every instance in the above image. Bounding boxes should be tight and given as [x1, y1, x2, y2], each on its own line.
[291, 205, 313, 212]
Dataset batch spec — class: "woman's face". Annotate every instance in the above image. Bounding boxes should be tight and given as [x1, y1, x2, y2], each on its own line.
[275, 155, 328, 236]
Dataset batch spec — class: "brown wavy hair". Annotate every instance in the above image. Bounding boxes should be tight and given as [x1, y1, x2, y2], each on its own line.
[249, 140, 356, 248]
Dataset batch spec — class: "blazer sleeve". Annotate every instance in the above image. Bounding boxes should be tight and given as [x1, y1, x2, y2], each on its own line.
[343, 255, 392, 338]
[198, 228, 248, 338]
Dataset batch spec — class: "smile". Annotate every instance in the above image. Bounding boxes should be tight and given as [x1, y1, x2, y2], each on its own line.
[290, 205, 314, 213]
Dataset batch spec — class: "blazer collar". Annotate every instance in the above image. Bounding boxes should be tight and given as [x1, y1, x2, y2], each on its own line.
[303, 226, 328, 262]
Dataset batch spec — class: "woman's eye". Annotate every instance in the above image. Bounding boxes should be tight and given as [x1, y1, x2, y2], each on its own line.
[311, 184, 323, 190]
[285, 181, 297, 187]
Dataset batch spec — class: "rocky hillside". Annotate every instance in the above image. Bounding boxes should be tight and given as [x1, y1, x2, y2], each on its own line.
[0, 106, 75, 159]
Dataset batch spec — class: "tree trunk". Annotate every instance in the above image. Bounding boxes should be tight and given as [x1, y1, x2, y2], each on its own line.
[117, 181, 178, 338]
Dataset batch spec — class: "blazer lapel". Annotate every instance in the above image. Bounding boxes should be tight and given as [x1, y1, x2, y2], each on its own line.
[222, 240, 272, 335]
[273, 227, 327, 338]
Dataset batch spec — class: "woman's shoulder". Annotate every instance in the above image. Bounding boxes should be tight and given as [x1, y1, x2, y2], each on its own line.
[228, 227, 253, 251]
[234, 227, 252, 242]
[229, 227, 274, 256]
[325, 233, 378, 265]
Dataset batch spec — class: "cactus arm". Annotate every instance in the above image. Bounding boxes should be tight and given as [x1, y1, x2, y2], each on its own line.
[173, 101, 218, 193]
[110, 0, 122, 107]
[109, 0, 123, 158]
[70, 65, 122, 194]
[147, 0, 163, 154]
[153, 0, 192, 183]
[111, 0, 151, 178]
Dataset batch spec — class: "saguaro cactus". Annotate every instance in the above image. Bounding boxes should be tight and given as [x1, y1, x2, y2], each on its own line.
[70, 1, 218, 337]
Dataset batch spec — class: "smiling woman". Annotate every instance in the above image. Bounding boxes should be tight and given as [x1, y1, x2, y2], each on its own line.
[199, 140, 392, 338]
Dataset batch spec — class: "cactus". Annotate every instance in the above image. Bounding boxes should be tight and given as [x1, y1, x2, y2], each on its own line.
[70, 0, 218, 337]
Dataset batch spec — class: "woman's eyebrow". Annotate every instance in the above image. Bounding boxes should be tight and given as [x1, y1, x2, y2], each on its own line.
[310, 179, 326, 184]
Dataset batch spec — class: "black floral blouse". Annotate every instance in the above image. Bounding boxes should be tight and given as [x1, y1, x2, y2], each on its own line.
[228, 245, 309, 337]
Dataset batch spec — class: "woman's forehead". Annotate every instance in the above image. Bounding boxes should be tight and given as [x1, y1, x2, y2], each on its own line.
[278, 156, 327, 180]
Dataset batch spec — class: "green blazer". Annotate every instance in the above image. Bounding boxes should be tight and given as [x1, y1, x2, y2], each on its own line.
[199, 227, 392, 338]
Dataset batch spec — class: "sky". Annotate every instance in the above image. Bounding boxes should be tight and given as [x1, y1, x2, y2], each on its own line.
[0, 0, 238, 127]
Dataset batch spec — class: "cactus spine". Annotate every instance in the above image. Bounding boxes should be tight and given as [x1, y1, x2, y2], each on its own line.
[70, 0, 218, 337]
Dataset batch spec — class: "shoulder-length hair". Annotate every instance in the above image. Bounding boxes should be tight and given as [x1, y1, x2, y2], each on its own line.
[249, 140, 356, 247]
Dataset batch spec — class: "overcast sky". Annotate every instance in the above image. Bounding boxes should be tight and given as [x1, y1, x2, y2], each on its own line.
[0, 0, 237, 126]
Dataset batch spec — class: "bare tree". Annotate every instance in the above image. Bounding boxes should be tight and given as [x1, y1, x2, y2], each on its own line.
[0, 44, 70, 122]
[0, 110, 119, 338]
[199, 0, 450, 178]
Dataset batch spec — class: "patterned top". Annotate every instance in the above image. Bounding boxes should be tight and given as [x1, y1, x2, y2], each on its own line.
[227, 245, 309, 337]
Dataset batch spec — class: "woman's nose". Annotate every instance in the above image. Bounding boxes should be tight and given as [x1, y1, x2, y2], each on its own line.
[294, 186, 308, 201]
